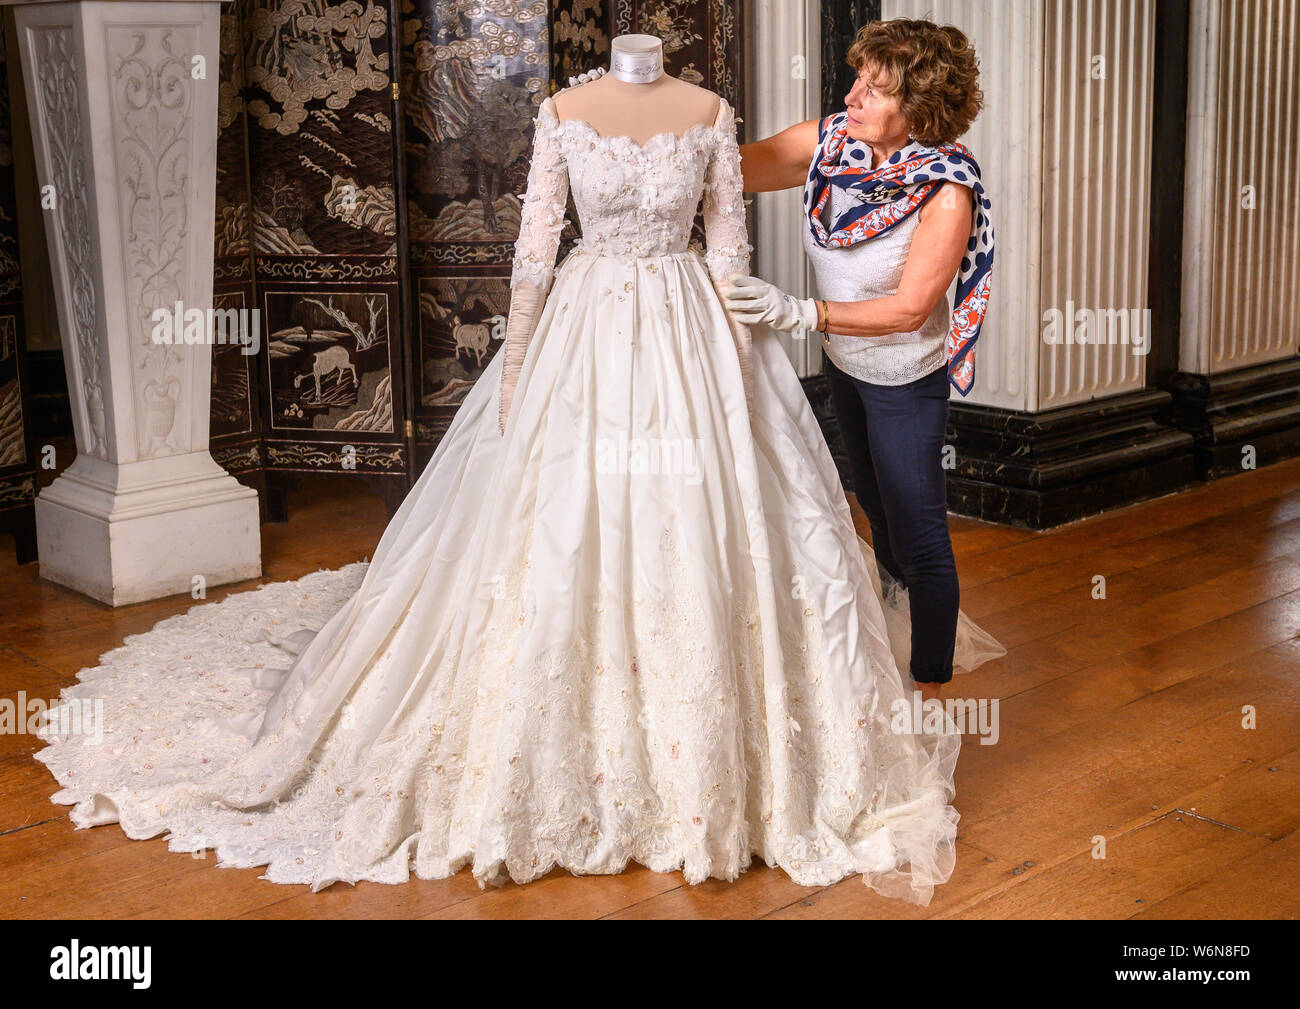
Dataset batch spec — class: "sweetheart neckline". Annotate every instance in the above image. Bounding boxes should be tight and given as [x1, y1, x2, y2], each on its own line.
[553, 114, 725, 153]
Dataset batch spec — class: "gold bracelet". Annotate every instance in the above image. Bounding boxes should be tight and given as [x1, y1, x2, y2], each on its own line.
[819, 299, 831, 334]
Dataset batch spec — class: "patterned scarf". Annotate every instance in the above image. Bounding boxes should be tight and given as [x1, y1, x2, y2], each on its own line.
[805, 110, 994, 395]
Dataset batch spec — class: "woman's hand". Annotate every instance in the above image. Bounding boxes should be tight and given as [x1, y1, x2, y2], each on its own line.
[723, 274, 818, 336]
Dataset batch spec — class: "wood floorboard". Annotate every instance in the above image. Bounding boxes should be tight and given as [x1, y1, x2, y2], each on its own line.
[2, 462, 1297, 918]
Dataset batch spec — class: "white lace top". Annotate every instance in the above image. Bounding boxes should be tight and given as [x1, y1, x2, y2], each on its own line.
[804, 183, 949, 386]
[501, 90, 755, 419]
[511, 95, 751, 283]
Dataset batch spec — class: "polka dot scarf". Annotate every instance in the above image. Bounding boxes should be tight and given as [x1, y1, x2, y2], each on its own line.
[805, 110, 994, 395]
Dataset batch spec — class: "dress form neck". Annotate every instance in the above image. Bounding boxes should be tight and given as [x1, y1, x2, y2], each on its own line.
[609, 34, 664, 83]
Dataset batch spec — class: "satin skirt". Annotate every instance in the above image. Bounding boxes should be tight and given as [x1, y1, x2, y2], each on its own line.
[34, 247, 1004, 905]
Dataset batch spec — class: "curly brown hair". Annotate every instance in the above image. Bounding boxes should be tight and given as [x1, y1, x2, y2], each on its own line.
[845, 18, 983, 145]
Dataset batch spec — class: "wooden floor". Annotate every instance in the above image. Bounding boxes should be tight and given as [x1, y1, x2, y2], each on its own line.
[2, 459, 1298, 920]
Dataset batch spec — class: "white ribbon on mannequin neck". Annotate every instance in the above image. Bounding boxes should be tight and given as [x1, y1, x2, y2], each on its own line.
[610, 46, 663, 83]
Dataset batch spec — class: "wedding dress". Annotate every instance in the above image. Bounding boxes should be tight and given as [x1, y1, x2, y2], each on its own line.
[32, 87, 1004, 905]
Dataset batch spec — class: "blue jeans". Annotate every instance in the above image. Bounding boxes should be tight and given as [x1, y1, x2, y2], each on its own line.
[824, 357, 960, 684]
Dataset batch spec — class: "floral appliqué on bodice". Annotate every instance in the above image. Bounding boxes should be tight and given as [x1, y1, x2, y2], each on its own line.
[504, 92, 755, 409]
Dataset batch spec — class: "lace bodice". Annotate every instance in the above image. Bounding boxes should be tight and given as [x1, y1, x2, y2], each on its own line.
[510, 94, 752, 287]
[499, 87, 755, 431]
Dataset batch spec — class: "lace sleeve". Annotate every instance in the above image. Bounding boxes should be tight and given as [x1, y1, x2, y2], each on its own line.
[510, 94, 568, 288]
[701, 96, 755, 414]
[501, 95, 568, 434]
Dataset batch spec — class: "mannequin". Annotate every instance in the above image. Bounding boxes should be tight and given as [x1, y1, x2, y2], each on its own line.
[499, 34, 745, 433]
[552, 34, 720, 143]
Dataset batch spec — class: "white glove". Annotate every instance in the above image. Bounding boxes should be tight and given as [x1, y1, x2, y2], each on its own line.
[722, 274, 818, 338]
[568, 67, 607, 87]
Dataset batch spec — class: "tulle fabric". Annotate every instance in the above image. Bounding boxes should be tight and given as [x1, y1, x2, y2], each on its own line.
[861, 562, 1008, 680]
[33, 247, 1002, 905]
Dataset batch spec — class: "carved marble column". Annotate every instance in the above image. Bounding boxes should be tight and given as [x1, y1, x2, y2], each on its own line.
[6, 0, 260, 604]
[1168, 0, 1300, 479]
[875, 0, 1195, 527]
[750, 0, 822, 377]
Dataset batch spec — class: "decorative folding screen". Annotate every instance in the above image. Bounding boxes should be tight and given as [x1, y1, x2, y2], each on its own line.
[403, 0, 743, 468]
[3, 0, 744, 550]
[0, 16, 35, 561]
[209, 4, 262, 509]
[232, 1, 411, 517]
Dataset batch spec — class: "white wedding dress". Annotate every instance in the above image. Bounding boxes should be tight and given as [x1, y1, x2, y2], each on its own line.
[33, 88, 1004, 905]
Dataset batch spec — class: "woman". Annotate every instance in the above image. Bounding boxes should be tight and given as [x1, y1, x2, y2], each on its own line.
[726, 18, 993, 706]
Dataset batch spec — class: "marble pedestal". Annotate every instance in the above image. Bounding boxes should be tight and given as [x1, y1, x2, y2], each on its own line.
[7, 0, 260, 604]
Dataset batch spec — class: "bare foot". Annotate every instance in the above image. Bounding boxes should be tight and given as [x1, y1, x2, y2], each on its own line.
[916, 681, 942, 705]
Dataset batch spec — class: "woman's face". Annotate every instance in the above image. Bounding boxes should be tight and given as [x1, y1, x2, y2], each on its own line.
[844, 63, 910, 148]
